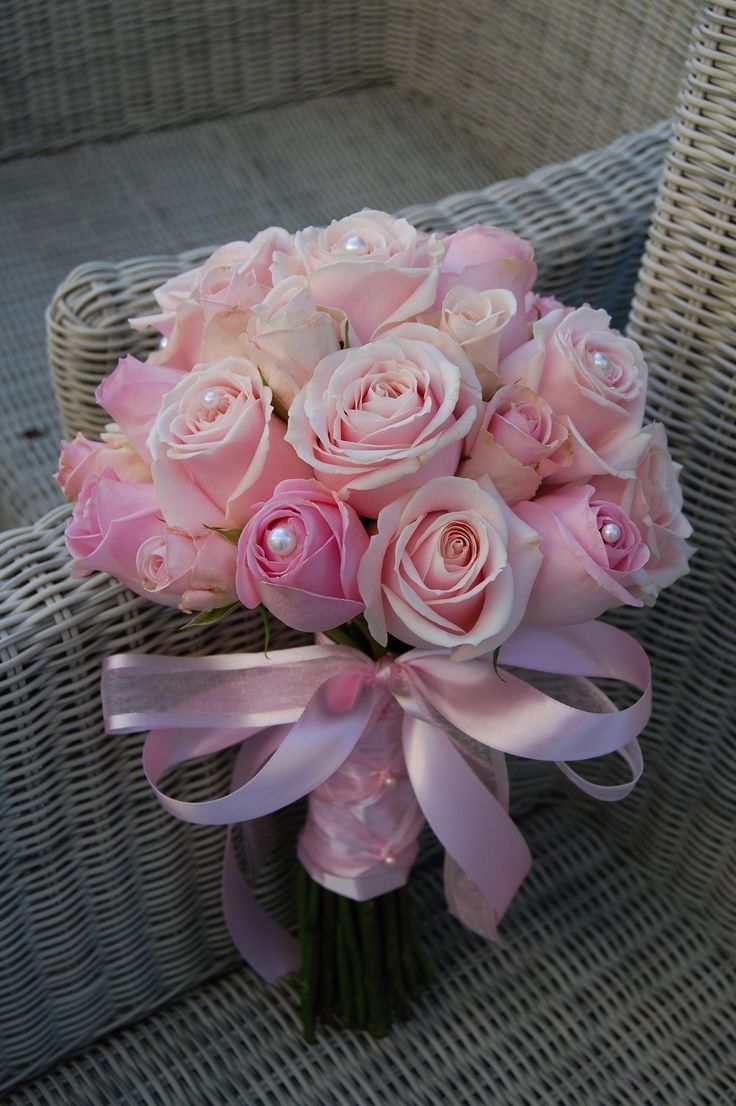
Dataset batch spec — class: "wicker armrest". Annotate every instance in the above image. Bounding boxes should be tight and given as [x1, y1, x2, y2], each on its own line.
[48, 123, 669, 442]
[0, 506, 307, 1088]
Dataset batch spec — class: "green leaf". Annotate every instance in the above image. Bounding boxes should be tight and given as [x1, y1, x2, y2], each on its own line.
[179, 601, 241, 630]
[204, 525, 242, 546]
[492, 646, 505, 681]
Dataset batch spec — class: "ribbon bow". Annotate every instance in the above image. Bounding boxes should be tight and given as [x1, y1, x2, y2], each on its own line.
[102, 620, 651, 981]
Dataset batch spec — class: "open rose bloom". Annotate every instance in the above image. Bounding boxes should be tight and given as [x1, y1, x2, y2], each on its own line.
[61, 210, 692, 1039]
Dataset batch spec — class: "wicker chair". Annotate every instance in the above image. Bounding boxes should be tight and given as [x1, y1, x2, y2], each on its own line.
[3, 2, 735, 1103]
[0, 0, 699, 527]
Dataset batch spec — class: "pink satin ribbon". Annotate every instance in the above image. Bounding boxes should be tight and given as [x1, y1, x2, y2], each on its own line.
[102, 620, 651, 981]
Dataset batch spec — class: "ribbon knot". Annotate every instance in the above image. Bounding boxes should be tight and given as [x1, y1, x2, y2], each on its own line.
[101, 621, 651, 981]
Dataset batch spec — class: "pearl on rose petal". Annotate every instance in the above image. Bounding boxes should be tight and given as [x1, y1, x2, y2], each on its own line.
[601, 522, 622, 544]
[159, 336, 169, 349]
[591, 350, 613, 377]
[382, 772, 398, 791]
[383, 852, 397, 867]
[202, 388, 220, 409]
[343, 234, 368, 254]
[266, 524, 297, 556]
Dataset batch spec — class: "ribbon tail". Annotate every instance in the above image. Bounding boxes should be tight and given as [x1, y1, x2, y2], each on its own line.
[403, 718, 532, 931]
[222, 826, 301, 982]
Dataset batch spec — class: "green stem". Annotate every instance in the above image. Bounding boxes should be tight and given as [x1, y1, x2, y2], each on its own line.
[340, 897, 367, 1030]
[381, 892, 412, 1022]
[335, 904, 354, 1029]
[358, 899, 389, 1038]
[319, 888, 337, 1025]
[298, 866, 321, 1043]
[398, 886, 433, 988]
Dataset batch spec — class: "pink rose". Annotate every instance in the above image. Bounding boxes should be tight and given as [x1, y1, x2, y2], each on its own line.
[358, 475, 542, 659]
[131, 228, 291, 336]
[236, 479, 368, 631]
[96, 356, 185, 464]
[245, 277, 346, 410]
[65, 474, 165, 591]
[460, 384, 572, 505]
[591, 423, 693, 603]
[434, 225, 538, 357]
[136, 529, 238, 612]
[277, 209, 435, 275]
[526, 292, 567, 321]
[500, 306, 648, 481]
[270, 209, 442, 343]
[515, 485, 650, 624]
[286, 323, 481, 518]
[438, 286, 517, 399]
[56, 432, 150, 501]
[148, 355, 309, 531]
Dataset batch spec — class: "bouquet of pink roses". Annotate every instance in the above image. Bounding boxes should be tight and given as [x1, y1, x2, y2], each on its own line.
[58, 210, 692, 1040]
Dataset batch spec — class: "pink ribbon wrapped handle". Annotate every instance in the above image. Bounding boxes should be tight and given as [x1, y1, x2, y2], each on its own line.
[102, 621, 651, 981]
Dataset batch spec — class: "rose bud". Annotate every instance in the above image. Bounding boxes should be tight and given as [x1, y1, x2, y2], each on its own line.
[236, 479, 368, 632]
[439, 286, 517, 398]
[96, 356, 185, 464]
[148, 355, 309, 531]
[286, 323, 481, 518]
[136, 529, 238, 613]
[358, 475, 541, 660]
[433, 224, 538, 357]
[460, 384, 572, 505]
[591, 423, 694, 603]
[245, 276, 347, 411]
[515, 485, 650, 625]
[499, 305, 648, 481]
[56, 432, 150, 501]
[65, 474, 166, 593]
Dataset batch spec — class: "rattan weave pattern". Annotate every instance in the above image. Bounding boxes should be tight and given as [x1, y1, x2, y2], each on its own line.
[48, 122, 669, 446]
[3, 0, 697, 163]
[5, 808, 734, 1106]
[601, 0, 736, 931]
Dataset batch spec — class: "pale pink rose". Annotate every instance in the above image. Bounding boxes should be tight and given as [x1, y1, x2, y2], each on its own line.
[148, 355, 310, 531]
[433, 225, 538, 357]
[358, 473, 542, 654]
[65, 474, 166, 591]
[131, 228, 291, 335]
[526, 292, 567, 321]
[439, 286, 518, 398]
[245, 277, 347, 410]
[236, 479, 368, 631]
[359, 475, 542, 659]
[515, 485, 650, 624]
[136, 528, 238, 613]
[269, 210, 442, 343]
[277, 209, 436, 276]
[500, 306, 648, 481]
[460, 385, 572, 505]
[96, 356, 185, 464]
[56, 432, 151, 501]
[286, 323, 481, 518]
[591, 423, 693, 603]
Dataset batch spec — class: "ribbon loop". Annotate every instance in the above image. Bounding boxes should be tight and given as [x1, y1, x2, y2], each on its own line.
[101, 619, 652, 980]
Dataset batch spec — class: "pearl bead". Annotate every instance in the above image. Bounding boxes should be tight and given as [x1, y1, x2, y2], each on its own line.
[383, 852, 397, 867]
[159, 336, 169, 349]
[382, 773, 398, 791]
[201, 389, 220, 409]
[601, 522, 622, 544]
[343, 234, 368, 254]
[266, 524, 297, 556]
[591, 350, 612, 376]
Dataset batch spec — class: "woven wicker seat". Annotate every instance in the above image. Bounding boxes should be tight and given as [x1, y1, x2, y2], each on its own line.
[3, 1, 735, 1102]
[0, 0, 699, 526]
